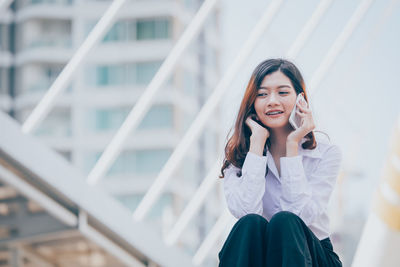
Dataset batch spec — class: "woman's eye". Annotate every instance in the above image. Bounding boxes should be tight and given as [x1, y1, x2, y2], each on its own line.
[257, 93, 267, 97]
[279, 92, 289, 95]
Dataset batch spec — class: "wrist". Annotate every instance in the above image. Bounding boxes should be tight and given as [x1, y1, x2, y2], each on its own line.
[249, 135, 267, 156]
[250, 133, 268, 143]
[286, 140, 298, 157]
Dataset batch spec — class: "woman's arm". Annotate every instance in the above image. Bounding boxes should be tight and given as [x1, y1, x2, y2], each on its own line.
[223, 150, 267, 219]
[279, 144, 342, 226]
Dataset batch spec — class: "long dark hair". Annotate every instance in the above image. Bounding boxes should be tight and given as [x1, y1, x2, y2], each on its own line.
[219, 58, 316, 178]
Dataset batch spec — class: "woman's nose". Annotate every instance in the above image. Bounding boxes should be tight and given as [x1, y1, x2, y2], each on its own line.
[267, 93, 279, 105]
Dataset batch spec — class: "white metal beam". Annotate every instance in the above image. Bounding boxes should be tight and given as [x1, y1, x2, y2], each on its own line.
[87, 0, 219, 185]
[285, 0, 333, 59]
[79, 211, 145, 267]
[0, 112, 196, 267]
[132, 0, 285, 222]
[165, 161, 220, 246]
[192, 210, 235, 266]
[22, 0, 128, 134]
[329, 0, 399, 93]
[309, 0, 375, 97]
[0, 165, 77, 227]
[14, 246, 55, 267]
[0, 0, 13, 14]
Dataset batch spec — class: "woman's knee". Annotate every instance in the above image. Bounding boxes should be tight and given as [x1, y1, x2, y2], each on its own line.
[269, 211, 301, 228]
[226, 213, 268, 241]
[235, 213, 268, 228]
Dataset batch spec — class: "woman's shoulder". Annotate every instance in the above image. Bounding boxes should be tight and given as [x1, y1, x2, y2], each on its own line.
[314, 132, 342, 157]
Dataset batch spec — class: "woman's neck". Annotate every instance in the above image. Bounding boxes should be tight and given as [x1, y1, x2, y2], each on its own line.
[268, 124, 294, 156]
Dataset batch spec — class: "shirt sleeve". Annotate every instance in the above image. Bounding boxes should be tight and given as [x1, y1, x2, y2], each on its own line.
[223, 152, 267, 219]
[279, 144, 342, 226]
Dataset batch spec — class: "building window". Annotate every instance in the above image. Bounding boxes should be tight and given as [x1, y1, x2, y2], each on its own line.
[111, 149, 171, 175]
[136, 61, 161, 85]
[96, 65, 126, 86]
[26, 19, 72, 49]
[103, 20, 136, 42]
[183, 70, 197, 96]
[87, 61, 162, 87]
[139, 105, 173, 129]
[90, 105, 173, 131]
[86, 149, 172, 176]
[93, 108, 128, 131]
[33, 109, 72, 137]
[136, 18, 170, 40]
[25, 0, 73, 6]
[117, 193, 172, 219]
[28, 64, 70, 93]
[135, 149, 171, 174]
[88, 18, 170, 43]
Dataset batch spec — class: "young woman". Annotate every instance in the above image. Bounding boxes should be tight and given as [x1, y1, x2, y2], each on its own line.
[218, 58, 343, 267]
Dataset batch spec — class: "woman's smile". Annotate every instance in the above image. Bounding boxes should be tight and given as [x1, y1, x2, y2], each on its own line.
[254, 71, 296, 129]
[267, 112, 284, 118]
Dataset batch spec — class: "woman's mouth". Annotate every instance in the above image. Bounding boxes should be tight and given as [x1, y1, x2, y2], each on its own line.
[266, 111, 284, 118]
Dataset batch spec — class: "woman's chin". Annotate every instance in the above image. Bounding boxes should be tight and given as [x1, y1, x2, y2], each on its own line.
[265, 121, 291, 130]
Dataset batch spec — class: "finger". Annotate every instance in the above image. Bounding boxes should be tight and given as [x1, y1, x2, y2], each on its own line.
[296, 110, 306, 117]
[296, 103, 311, 114]
[245, 117, 254, 127]
[300, 98, 309, 108]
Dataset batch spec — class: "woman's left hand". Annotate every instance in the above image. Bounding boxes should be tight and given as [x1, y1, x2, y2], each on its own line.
[287, 98, 315, 144]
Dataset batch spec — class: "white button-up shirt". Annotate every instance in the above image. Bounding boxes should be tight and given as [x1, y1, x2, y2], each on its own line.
[222, 136, 342, 240]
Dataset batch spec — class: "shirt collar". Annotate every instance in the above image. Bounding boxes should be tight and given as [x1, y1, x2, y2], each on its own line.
[297, 137, 322, 159]
[265, 138, 322, 179]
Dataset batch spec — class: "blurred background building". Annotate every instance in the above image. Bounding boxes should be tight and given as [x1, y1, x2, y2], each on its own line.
[1, 0, 400, 266]
[1, 0, 223, 266]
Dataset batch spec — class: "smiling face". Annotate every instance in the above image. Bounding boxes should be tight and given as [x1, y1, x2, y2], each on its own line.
[254, 71, 298, 129]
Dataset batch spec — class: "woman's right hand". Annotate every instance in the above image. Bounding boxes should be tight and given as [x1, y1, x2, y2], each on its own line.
[245, 114, 270, 141]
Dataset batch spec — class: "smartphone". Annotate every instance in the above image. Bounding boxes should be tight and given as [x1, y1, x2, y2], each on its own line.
[289, 94, 307, 129]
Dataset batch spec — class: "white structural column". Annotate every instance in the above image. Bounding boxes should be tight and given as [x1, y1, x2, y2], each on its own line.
[87, 0, 219, 185]
[132, 0, 285, 222]
[309, 0, 375, 97]
[22, 0, 128, 134]
[352, 116, 400, 267]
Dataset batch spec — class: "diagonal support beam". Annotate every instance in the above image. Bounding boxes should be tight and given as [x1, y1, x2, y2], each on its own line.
[132, 0, 285, 222]
[192, 210, 234, 266]
[22, 0, 128, 134]
[0, 0, 13, 14]
[164, 160, 220, 246]
[87, 0, 219, 185]
[309, 0, 375, 97]
[285, 0, 334, 58]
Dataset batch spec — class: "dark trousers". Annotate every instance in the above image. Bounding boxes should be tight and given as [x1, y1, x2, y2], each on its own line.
[218, 211, 342, 267]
